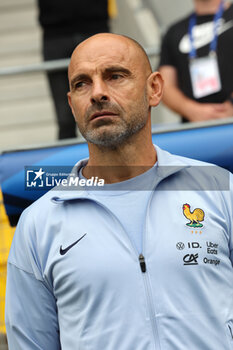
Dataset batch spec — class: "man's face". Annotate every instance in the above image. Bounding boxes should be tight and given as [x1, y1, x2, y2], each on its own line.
[68, 35, 152, 148]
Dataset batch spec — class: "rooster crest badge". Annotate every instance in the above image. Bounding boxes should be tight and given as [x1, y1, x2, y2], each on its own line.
[183, 203, 205, 228]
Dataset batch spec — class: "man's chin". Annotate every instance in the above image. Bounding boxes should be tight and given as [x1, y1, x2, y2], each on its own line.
[86, 136, 122, 148]
[81, 119, 146, 148]
[84, 129, 129, 148]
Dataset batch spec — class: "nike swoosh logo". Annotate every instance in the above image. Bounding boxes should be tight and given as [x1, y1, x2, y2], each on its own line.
[179, 19, 233, 53]
[60, 233, 87, 255]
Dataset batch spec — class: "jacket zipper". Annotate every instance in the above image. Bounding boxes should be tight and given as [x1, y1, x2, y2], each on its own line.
[139, 254, 146, 272]
[138, 254, 160, 350]
[140, 190, 161, 350]
[87, 197, 160, 349]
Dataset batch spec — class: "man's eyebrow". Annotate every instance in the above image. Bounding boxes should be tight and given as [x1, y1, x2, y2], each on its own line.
[70, 74, 89, 89]
[104, 66, 132, 76]
[70, 66, 132, 89]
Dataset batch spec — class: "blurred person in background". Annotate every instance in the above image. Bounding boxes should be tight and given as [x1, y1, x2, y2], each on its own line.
[159, 0, 233, 122]
[37, 0, 110, 139]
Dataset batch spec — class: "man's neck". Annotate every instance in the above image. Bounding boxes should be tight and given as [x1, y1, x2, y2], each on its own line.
[194, 0, 227, 15]
[82, 124, 157, 184]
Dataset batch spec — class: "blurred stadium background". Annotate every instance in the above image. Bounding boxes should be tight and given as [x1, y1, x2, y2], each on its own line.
[0, 0, 194, 151]
[0, 0, 232, 349]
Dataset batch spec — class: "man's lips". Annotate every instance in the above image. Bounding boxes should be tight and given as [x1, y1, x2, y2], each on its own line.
[90, 111, 117, 121]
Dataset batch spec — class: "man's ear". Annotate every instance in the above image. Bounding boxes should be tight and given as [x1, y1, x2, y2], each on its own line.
[147, 72, 164, 107]
[67, 91, 75, 117]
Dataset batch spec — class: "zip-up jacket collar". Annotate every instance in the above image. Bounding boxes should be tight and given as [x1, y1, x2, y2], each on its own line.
[51, 145, 190, 203]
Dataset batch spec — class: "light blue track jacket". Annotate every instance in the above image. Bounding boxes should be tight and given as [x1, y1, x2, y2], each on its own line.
[5, 146, 233, 350]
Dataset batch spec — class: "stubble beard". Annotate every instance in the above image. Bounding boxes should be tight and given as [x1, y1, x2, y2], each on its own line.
[77, 90, 149, 149]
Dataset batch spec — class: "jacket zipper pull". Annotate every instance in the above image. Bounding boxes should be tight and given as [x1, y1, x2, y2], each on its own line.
[139, 254, 146, 273]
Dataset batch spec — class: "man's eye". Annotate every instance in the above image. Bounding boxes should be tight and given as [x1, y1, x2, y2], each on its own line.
[75, 81, 85, 89]
[111, 74, 123, 80]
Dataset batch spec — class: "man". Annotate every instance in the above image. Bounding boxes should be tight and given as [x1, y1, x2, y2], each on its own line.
[5, 34, 233, 349]
[159, 0, 233, 122]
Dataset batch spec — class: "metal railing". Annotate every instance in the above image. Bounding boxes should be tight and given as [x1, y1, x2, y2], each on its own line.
[0, 46, 160, 76]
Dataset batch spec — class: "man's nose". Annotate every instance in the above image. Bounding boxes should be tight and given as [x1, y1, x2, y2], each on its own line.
[91, 79, 109, 104]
